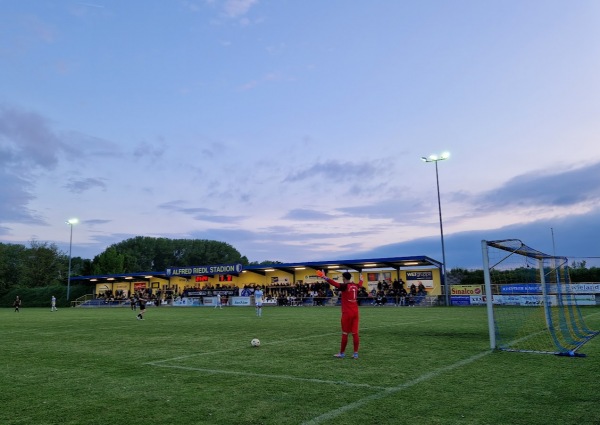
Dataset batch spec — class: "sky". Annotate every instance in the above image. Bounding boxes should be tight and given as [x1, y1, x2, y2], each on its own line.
[1, 0, 599, 270]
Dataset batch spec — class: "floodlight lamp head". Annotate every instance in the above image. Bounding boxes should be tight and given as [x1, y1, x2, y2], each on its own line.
[66, 218, 79, 225]
[440, 152, 450, 160]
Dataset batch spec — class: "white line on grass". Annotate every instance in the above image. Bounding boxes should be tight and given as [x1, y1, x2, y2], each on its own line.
[301, 350, 492, 425]
[146, 362, 390, 390]
[149, 318, 437, 364]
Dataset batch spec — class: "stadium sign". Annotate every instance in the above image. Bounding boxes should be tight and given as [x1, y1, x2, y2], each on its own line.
[406, 270, 434, 288]
[500, 284, 541, 294]
[450, 285, 483, 295]
[166, 263, 244, 276]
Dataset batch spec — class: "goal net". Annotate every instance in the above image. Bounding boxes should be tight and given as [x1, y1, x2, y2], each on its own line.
[481, 239, 598, 356]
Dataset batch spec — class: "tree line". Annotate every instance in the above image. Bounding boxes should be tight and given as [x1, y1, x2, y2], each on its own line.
[1, 237, 599, 299]
[0, 237, 251, 298]
[447, 261, 600, 285]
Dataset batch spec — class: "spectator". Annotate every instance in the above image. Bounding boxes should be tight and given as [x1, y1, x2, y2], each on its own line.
[399, 287, 408, 306]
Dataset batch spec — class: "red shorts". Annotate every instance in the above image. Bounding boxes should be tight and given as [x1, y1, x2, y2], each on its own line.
[340, 310, 359, 334]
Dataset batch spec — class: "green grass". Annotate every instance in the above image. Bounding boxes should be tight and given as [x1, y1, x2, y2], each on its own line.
[1, 306, 600, 425]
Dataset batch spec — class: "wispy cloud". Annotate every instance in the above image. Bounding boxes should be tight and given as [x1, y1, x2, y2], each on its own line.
[239, 71, 295, 91]
[223, 0, 257, 18]
[0, 106, 121, 171]
[284, 160, 382, 183]
[0, 105, 64, 170]
[84, 219, 112, 227]
[283, 208, 337, 221]
[132, 140, 167, 161]
[0, 172, 41, 224]
[339, 199, 429, 223]
[64, 177, 107, 194]
[158, 201, 246, 223]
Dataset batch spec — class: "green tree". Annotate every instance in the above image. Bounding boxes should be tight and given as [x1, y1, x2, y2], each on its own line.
[92, 247, 125, 274]
[21, 240, 66, 288]
[0, 243, 27, 294]
[91, 237, 248, 274]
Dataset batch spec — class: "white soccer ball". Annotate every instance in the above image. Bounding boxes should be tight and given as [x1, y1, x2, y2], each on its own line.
[251, 338, 260, 347]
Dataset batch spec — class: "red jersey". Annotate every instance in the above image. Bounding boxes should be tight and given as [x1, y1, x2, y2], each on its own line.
[325, 277, 363, 315]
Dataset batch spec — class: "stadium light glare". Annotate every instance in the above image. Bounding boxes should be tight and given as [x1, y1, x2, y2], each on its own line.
[421, 152, 450, 306]
[66, 218, 78, 302]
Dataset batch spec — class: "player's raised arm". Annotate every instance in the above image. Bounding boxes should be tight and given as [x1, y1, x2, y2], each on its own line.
[317, 270, 340, 288]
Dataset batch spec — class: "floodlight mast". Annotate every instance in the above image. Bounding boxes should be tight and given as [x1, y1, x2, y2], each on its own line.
[66, 218, 79, 303]
[421, 153, 450, 306]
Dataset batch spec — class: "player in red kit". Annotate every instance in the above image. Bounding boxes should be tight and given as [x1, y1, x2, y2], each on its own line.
[316, 270, 363, 359]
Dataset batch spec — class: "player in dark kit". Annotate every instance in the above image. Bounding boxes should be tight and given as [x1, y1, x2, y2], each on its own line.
[13, 296, 21, 312]
[316, 270, 363, 359]
[136, 296, 147, 320]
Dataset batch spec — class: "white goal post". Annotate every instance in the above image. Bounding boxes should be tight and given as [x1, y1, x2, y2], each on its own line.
[481, 239, 598, 357]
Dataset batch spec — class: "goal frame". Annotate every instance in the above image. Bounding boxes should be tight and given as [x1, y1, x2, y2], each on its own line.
[482, 239, 598, 357]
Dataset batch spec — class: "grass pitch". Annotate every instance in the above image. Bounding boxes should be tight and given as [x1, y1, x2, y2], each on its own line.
[1, 305, 600, 425]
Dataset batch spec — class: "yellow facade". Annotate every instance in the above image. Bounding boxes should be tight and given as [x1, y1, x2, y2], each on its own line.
[95, 268, 442, 297]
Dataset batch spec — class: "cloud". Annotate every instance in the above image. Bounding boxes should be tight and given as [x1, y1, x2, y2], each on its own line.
[339, 198, 429, 223]
[223, 0, 257, 18]
[0, 171, 42, 224]
[239, 71, 295, 91]
[187, 226, 327, 262]
[0, 105, 64, 170]
[61, 131, 121, 159]
[64, 177, 107, 194]
[0, 106, 121, 172]
[284, 159, 382, 183]
[180, 1, 202, 13]
[22, 15, 57, 44]
[158, 201, 246, 223]
[199, 140, 228, 158]
[132, 140, 167, 161]
[471, 161, 600, 211]
[283, 209, 337, 221]
[84, 219, 112, 227]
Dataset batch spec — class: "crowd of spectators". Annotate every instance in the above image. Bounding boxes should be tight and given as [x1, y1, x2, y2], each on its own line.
[95, 278, 431, 307]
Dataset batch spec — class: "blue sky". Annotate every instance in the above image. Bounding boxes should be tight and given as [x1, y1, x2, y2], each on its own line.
[1, 0, 599, 269]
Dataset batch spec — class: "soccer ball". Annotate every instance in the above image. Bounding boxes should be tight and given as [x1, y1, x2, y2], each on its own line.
[251, 338, 260, 347]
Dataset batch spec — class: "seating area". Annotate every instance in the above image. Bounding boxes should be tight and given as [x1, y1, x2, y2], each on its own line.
[79, 299, 127, 307]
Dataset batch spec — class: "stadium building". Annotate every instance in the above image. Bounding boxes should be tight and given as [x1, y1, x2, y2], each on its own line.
[71, 255, 444, 307]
